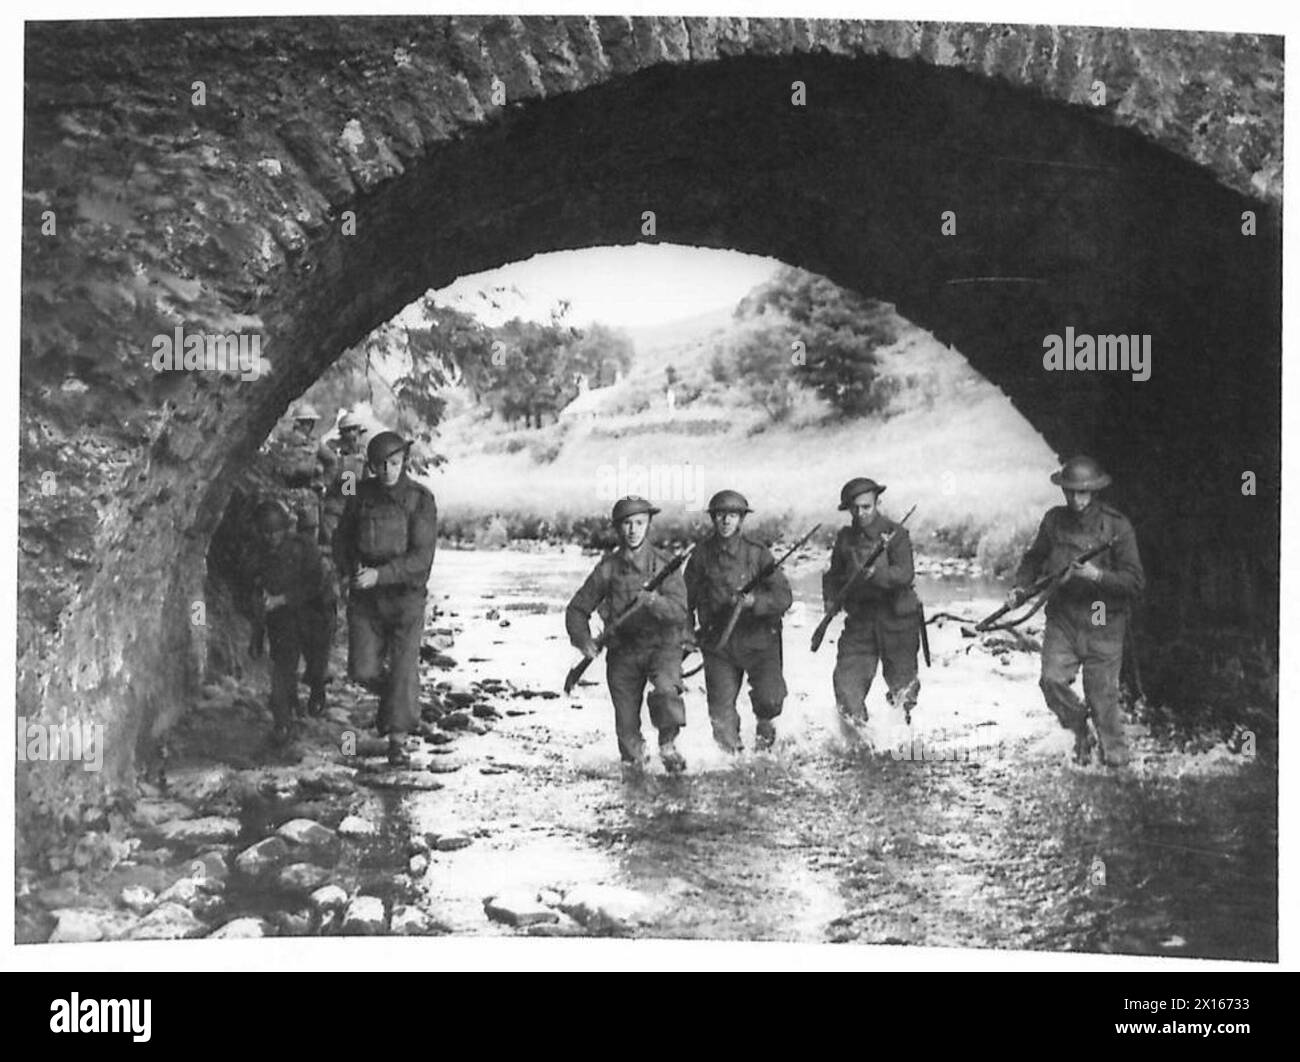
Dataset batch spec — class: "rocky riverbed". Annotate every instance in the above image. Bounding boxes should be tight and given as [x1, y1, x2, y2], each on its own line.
[16, 546, 1277, 959]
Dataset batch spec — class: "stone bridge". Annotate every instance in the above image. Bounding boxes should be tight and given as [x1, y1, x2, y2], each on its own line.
[19, 17, 1282, 825]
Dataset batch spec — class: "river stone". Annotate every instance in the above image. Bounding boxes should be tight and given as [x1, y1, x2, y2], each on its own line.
[124, 902, 206, 940]
[408, 853, 430, 876]
[433, 832, 472, 852]
[309, 884, 349, 913]
[278, 863, 332, 894]
[49, 908, 138, 943]
[560, 885, 656, 933]
[276, 818, 339, 856]
[391, 904, 444, 935]
[439, 710, 472, 731]
[165, 766, 232, 805]
[337, 814, 378, 839]
[342, 896, 386, 935]
[132, 799, 195, 828]
[485, 892, 560, 928]
[424, 730, 454, 745]
[190, 850, 230, 882]
[273, 909, 313, 936]
[158, 875, 224, 908]
[156, 816, 242, 845]
[234, 836, 290, 878]
[425, 760, 462, 774]
[526, 914, 586, 937]
[208, 917, 273, 939]
[358, 771, 444, 791]
[297, 765, 356, 796]
[119, 885, 157, 915]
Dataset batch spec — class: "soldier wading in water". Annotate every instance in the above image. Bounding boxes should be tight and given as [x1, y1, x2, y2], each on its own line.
[566, 496, 689, 774]
[685, 490, 793, 753]
[1009, 456, 1144, 767]
[824, 477, 923, 734]
[333, 430, 438, 767]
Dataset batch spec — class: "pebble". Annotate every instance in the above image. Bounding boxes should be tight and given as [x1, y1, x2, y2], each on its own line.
[156, 816, 242, 845]
[337, 814, 378, 839]
[560, 884, 656, 934]
[390, 905, 445, 935]
[131, 799, 195, 828]
[439, 711, 472, 731]
[119, 885, 157, 915]
[408, 853, 430, 876]
[484, 892, 560, 927]
[208, 917, 272, 939]
[342, 895, 386, 935]
[276, 819, 339, 857]
[234, 836, 291, 878]
[433, 832, 473, 852]
[48, 908, 138, 944]
[309, 885, 349, 913]
[124, 902, 206, 940]
[158, 876, 224, 908]
[426, 760, 462, 774]
[273, 909, 313, 937]
[277, 863, 333, 894]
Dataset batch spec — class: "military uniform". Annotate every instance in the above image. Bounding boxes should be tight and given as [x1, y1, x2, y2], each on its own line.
[253, 531, 337, 728]
[1015, 500, 1144, 765]
[825, 515, 922, 721]
[685, 532, 792, 751]
[566, 543, 689, 765]
[321, 447, 369, 548]
[267, 423, 337, 538]
[333, 472, 438, 738]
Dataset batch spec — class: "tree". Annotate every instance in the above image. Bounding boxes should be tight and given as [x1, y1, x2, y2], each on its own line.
[735, 266, 899, 418]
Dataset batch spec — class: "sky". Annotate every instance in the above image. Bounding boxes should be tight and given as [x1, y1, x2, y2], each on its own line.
[429, 244, 782, 330]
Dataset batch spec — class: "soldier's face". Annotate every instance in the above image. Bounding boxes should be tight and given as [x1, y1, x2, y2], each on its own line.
[376, 452, 404, 486]
[619, 513, 650, 549]
[340, 427, 363, 452]
[258, 522, 287, 549]
[712, 511, 743, 538]
[1064, 488, 1094, 513]
[849, 492, 878, 528]
[294, 418, 315, 437]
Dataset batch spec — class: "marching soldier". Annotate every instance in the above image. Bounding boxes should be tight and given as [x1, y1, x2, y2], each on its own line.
[321, 409, 370, 550]
[824, 477, 922, 730]
[1008, 456, 1145, 767]
[267, 401, 337, 539]
[685, 490, 792, 752]
[333, 430, 438, 767]
[249, 500, 337, 745]
[566, 496, 689, 774]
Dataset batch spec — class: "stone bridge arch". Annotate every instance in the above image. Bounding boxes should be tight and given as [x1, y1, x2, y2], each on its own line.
[19, 17, 1281, 817]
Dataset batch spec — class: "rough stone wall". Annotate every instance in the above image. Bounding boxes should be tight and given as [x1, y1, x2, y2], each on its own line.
[18, 17, 1281, 834]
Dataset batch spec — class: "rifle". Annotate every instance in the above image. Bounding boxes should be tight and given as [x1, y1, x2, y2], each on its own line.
[563, 543, 697, 695]
[974, 538, 1114, 632]
[811, 504, 916, 653]
[710, 524, 821, 653]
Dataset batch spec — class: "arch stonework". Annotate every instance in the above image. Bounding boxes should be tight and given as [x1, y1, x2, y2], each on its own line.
[19, 17, 1281, 823]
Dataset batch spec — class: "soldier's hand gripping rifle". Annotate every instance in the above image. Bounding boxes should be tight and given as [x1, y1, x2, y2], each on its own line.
[563, 543, 697, 695]
[810, 505, 916, 653]
[710, 524, 821, 653]
[973, 537, 1115, 633]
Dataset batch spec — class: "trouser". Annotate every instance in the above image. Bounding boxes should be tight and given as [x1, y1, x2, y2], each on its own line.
[702, 634, 787, 751]
[266, 602, 335, 727]
[1039, 609, 1129, 764]
[833, 610, 920, 721]
[606, 641, 687, 763]
[348, 587, 426, 737]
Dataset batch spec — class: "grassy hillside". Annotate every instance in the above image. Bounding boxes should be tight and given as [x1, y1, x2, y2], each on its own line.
[431, 317, 1060, 573]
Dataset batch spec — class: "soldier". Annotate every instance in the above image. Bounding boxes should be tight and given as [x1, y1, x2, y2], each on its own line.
[685, 490, 793, 753]
[248, 500, 337, 745]
[321, 409, 370, 550]
[333, 430, 438, 767]
[824, 477, 922, 731]
[566, 496, 689, 774]
[268, 401, 337, 539]
[1008, 456, 1145, 767]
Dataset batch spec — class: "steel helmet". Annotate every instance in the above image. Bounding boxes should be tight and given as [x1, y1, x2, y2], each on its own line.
[707, 489, 752, 514]
[838, 477, 886, 510]
[338, 410, 364, 431]
[1051, 455, 1112, 491]
[291, 401, 320, 422]
[366, 430, 413, 468]
[611, 495, 660, 523]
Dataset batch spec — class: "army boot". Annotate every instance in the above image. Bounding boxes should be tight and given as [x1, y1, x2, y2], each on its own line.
[659, 737, 687, 775]
[755, 719, 777, 751]
[1072, 720, 1097, 766]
